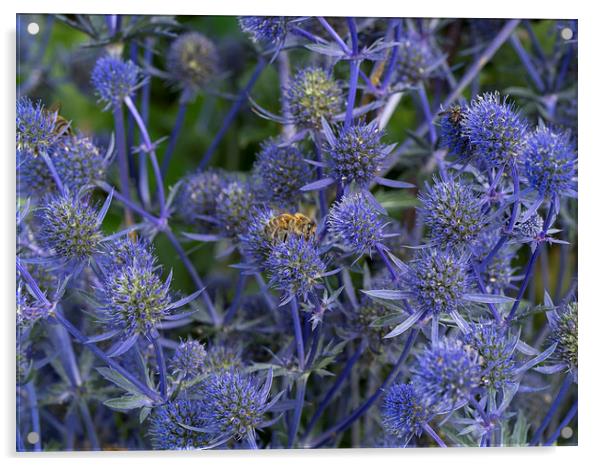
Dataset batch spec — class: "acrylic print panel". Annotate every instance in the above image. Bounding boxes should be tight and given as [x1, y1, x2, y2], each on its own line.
[16, 14, 577, 451]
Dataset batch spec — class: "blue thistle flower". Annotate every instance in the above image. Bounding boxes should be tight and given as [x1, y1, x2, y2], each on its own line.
[438, 104, 472, 158]
[239, 206, 279, 266]
[462, 92, 528, 169]
[512, 213, 544, 243]
[381, 383, 431, 442]
[328, 192, 386, 256]
[175, 169, 235, 228]
[91, 55, 142, 107]
[252, 140, 312, 209]
[324, 120, 389, 188]
[37, 192, 103, 263]
[238, 16, 288, 45]
[167, 32, 218, 92]
[19, 135, 107, 198]
[214, 180, 258, 238]
[205, 344, 244, 373]
[524, 125, 577, 198]
[148, 399, 211, 450]
[412, 338, 481, 413]
[396, 33, 437, 87]
[16, 97, 61, 155]
[464, 322, 518, 391]
[201, 369, 272, 440]
[99, 238, 172, 339]
[265, 235, 326, 301]
[418, 177, 486, 248]
[548, 301, 578, 379]
[284, 67, 344, 129]
[170, 338, 207, 379]
[403, 248, 470, 317]
[16, 279, 52, 329]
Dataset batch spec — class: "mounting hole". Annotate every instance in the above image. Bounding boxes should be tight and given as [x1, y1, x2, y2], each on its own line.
[561, 426, 573, 439]
[26, 431, 39, 444]
[561, 27, 573, 41]
[27, 22, 40, 35]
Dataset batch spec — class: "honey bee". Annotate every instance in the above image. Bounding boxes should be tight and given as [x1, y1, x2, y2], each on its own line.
[47, 103, 74, 138]
[264, 213, 317, 243]
[439, 105, 464, 125]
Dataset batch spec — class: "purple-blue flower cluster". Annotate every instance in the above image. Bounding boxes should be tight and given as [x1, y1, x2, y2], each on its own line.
[15, 14, 578, 452]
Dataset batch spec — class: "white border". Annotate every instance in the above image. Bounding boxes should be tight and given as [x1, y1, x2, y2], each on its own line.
[2, 1, 600, 465]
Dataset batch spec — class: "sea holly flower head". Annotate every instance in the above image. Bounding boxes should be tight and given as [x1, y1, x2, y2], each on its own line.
[404, 247, 470, 317]
[412, 337, 482, 413]
[252, 140, 312, 209]
[148, 399, 211, 450]
[170, 337, 207, 380]
[381, 383, 431, 443]
[438, 103, 472, 158]
[418, 176, 486, 248]
[548, 301, 578, 379]
[462, 92, 528, 169]
[205, 343, 244, 373]
[524, 125, 577, 198]
[214, 179, 258, 238]
[512, 214, 544, 243]
[284, 67, 344, 129]
[37, 191, 104, 263]
[464, 322, 518, 391]
[201, 369, 273, 441]
[99, 238, 184, 342]
[328, 192, 386, 256]
[239, 206, 279, 267]
[16, 97, 61, 154]
[238, 16, 288, 45]
[167, 31, 218, 93]
[175, 168, 235, 229]
[91, 55, 142, 107]
[396, 32, 438, 87]
[324, 120, 391, 188]
[19, 135, 107, 199]
[265, 235, 326, 302]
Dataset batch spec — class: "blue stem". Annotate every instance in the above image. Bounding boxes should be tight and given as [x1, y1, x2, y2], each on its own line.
[507, 201, 556, 324]
[223, 273, 247, 324]
[290, 296, 305, 370]
[417, 83, 436, 146]
[379, 20, 401, 90]
[317, 17, 351, 55]
[198, 58, 267, 170]
[310, 329, 418, 448]
[112, 104, 134, 226]
[78, 399, 100, 450]
[424, 423, 447, 448]
[163, 228, 219, 325]
[124, 96, 166, 219]
[138, 37, 154, 209]
[25, 381, 42, 451]
[509, 33, 545, 93]
[530, 374, 573, 445]
[52, 312, 162, 403]
[544, 400, 577, 446]
[303, 340, 366, 440]
[150, 333, 167, 399]
[312, 132, 329, 220]
[160, 98, 189, 178]
[288, 376, 307, 448]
